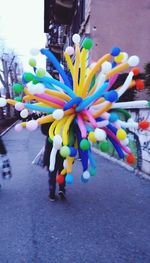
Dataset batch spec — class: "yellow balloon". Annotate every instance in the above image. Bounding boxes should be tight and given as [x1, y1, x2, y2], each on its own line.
[66, 156, 74, 173]
[83, 53, 111, 98]
[88, 131, 97, 142]
[49, 119, 59, 140]
[78, 48, 88, 97]
[106, 62, 129, 79]
[61, 168, 67, 175]
[6, 99, 16, 105]
[73, 43, 80, 95]
[114, 52, 124, 63]
[64, 52, 74, 76]
[45, 89, 70, 101]
[37, 115, 54, 125]
[116, 128, 127, 140]
[55, 116, 68, 135]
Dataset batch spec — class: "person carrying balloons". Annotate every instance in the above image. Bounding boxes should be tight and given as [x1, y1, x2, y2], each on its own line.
[41, 123, 66, 201]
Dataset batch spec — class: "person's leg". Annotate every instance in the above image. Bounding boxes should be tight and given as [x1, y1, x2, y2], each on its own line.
[57, 155, 66, 199]
[58, 156, 66, 200]
[48, 151, 63, 200]
[48, 169, 57, 200]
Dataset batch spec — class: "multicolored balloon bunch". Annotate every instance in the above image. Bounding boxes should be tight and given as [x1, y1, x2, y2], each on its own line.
[0, 34, 150, 184]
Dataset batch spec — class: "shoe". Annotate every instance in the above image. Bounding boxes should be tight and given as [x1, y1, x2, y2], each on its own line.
[49, 193, 57, 201]
[58, 191, 66, 200]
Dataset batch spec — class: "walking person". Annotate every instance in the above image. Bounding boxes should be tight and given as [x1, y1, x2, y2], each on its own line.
[41, 123, 66, 201]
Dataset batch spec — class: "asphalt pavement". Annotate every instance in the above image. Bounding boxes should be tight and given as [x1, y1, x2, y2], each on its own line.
[0, 126, 150, 263]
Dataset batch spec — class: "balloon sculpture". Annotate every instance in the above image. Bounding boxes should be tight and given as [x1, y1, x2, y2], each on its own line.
[0, 34, 150, 184]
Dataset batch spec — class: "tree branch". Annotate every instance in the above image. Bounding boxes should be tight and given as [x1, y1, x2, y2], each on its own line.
[0, 73, 5, 86]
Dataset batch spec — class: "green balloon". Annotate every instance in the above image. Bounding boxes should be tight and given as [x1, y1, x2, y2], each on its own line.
[13, 83, 24, 93]
[36, 68, 46, 77]
[32, 79, 39, 84]
[60, 146, 70, 157]
[82, 38, 94, 50]
[80, 139, 90, 150]
[14, 96, 22, 102]
[23, 72, 34, 82]
[99, 141, 109, 152]
[29, 58, 36, 67]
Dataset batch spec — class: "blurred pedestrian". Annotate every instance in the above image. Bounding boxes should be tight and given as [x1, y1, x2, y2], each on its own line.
[0, 136, 12, 188]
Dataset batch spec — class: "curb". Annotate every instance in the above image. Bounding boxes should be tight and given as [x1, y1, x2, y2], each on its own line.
[0, 120, 18, 136]
[92, 147, 150, 181]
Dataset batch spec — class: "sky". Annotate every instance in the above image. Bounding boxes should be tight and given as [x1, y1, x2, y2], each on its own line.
[0, 0, 46, 71]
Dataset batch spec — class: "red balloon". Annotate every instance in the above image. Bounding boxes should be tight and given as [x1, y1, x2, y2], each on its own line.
[136, 80, 144, 91]
[126, 154, 136, 164]
[56, 174, 64, 184]
[132, 67, 140, 76]
[139, 121, 149, 129]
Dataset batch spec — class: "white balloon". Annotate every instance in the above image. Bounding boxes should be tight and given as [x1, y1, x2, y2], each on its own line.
[83, 170, 90, 180]
[72, 34, 80, 44]
[20, 109, 29, 118]
[49, 147, 57, 171]
[101, 61, 112, 74]
[53, 135, 62, 150]
[63, 159, 68, 169]
[94, 128, 106, 141]
[28, 84, 37, 94]
[128, 56, 140, 67]
[34, 83, 45, 94]
[26, 120, 38, 131]
[0, 97, 7, 107]
[15, 102, 24, 111]
[65, 46, 74, 56]
[122, 138, 129, 145]
[52, 109, 64, 120]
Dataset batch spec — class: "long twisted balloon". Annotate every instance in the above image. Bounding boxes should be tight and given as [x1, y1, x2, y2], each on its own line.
[0, 34, 149, 184]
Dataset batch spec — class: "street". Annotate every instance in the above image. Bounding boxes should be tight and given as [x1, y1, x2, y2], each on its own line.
[0, 126, 150, 263]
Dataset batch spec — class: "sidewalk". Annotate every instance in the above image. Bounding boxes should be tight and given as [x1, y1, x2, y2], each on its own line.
[0, 126, 150, 263]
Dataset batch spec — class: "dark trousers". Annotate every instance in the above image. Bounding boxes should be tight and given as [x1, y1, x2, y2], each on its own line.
[48, 152, 65, 194]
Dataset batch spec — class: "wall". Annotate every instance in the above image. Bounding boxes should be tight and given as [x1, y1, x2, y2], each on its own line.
[89, 0, 150, 72]
[94, 107, 150, 175]
[128, 108, 150, 175]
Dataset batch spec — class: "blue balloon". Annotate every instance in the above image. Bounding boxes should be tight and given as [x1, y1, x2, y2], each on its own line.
[107, 135, 124, 159]
[25, 103, 54, 113]
[65, 173, 74, 184]
[69, 147, 77, 157]
[64, 97, 82, 110]
[109, 112, 119, 122]
[111, 61, 117, 68]
[76, 128, 88, 172]
[35, 76, 76, 98]
[76, 82, 108, 112]
[111, 47, 121, 56]
[88, 149, 96, 169]
[103, 90, 118, 102]
[89, 166, 96, 176]
[40, 48, 72, 89]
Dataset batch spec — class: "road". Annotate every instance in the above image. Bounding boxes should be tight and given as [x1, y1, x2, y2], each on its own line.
[0, 126, 150, 263]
